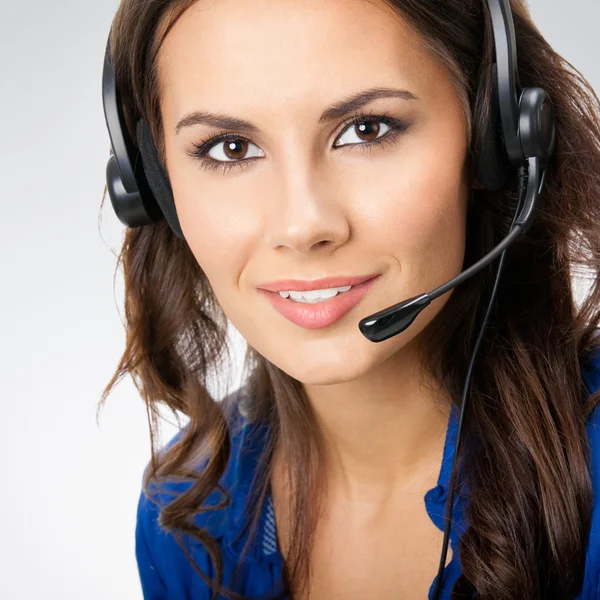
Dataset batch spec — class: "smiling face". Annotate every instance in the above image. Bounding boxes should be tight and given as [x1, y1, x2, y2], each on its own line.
[156, 0, 472, 386]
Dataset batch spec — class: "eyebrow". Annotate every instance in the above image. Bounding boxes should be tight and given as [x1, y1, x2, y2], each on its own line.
[174, 86, 418, 135]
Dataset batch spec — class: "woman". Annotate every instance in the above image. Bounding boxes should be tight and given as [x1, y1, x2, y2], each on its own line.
[99, 0, 600, 598]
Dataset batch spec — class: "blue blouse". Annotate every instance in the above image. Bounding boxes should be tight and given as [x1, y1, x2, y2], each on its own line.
[136, 349, 600, 599]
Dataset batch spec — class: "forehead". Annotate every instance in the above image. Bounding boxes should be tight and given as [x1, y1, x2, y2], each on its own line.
[157, 0, 450, 127]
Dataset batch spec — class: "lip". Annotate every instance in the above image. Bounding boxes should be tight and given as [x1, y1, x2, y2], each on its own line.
[258, 273, 380, 293]
[257, 275, 381, 329]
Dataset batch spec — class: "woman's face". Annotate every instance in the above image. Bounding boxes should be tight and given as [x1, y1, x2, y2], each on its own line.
[158, 0, 471, 386]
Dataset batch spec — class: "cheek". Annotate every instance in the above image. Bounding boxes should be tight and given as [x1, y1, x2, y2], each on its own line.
[351, 142, 469, 290]
[165, 141, 248, 243]
[172, 189, 270, 328]
[397, 178, 467, 268]
[184, 225, 248, 313]
[169, 168, 259, 284]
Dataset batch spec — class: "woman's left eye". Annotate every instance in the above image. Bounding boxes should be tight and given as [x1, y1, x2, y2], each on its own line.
[334, 119, 392, 147]
[187, 112, 410, 175]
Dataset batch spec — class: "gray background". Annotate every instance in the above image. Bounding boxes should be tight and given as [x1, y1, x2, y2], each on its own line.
[1, 1, 598, 598]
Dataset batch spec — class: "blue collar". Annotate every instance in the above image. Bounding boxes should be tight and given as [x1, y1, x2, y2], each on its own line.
[427, 402, 460, 504]
[190, 402, 272, 560]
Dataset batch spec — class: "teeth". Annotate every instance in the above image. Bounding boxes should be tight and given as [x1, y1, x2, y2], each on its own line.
[279, 285, 352, 303]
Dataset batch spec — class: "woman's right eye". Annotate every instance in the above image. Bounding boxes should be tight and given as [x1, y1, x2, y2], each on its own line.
[206, 137, 265, 162]
[187, 133, 265, 174]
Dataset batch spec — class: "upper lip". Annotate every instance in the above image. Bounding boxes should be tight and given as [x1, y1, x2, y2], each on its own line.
[258, 273, 380, 292]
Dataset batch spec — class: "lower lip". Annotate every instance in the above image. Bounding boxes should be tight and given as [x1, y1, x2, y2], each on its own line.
[257, 276, 381, 329]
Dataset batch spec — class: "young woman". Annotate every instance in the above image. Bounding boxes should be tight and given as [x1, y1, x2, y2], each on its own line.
[99, 0, 600, 598]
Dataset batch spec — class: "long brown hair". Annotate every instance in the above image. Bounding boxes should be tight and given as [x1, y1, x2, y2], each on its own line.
[98, 1, 600, 598]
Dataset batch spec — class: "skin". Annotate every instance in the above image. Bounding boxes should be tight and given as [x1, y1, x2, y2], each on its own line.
[157, 0, 472, 593]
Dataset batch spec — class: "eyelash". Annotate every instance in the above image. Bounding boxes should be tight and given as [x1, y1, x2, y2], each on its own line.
[186, 109, 410, 175]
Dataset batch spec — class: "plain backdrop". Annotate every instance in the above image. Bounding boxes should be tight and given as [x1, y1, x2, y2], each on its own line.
[1, 1, 599, 598]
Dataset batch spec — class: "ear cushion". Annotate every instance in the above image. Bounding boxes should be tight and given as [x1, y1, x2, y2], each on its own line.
[476, 62, 515, 191]
[136, 118, 185, 240]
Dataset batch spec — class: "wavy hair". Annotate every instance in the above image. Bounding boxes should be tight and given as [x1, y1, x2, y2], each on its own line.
[98, 0, 600, 598]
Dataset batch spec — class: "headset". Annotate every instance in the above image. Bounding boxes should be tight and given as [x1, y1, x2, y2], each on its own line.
[102, 0, 556, 597]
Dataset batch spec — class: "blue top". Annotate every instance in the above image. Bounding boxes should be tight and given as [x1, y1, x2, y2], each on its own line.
[136, 349, 600, 599]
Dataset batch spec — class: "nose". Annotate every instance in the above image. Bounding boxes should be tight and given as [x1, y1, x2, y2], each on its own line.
[264, 150, 350, 255]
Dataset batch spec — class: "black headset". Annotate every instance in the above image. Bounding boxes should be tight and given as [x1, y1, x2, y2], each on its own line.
[102, 0, 556, 597]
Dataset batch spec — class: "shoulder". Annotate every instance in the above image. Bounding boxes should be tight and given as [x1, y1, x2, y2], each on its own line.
[582, 341, 600, 598]
[584, 341, 600, 452]
[134, 386, 262, 599]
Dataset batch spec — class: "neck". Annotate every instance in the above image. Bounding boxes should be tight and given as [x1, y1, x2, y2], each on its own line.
[304, 344, 452, 508]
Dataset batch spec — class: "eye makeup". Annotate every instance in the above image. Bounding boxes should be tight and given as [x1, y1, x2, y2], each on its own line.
[186, 108, 412, 175]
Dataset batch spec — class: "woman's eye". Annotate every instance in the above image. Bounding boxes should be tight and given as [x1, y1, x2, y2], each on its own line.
[206, 138, 265, 163]
[334, 119, 392, 147]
